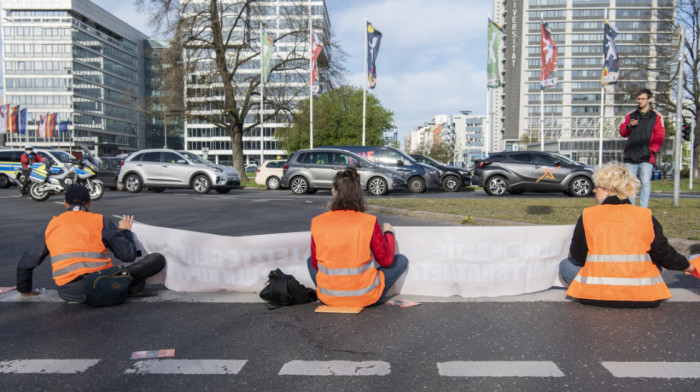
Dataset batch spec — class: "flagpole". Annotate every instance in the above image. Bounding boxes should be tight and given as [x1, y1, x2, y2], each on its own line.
[308, 0, 313, 149]
[362, 17, 367, 146]
[599, 10, 608, 167]
[260, 22, 264, 165]
[540, 13, 545, 152]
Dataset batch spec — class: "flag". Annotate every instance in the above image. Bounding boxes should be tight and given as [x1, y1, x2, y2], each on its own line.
[487, 19, 504, 88]
[38, 114, 47, 138]
[0, 104, 9, 134]
[310, 30, 323, 95]
[46, 114, 56, 138]
[367, 21, 382, 89]
[9, 106, 19, 134]
[540, 18, 558, 89]
[19, 108, 27, 135]
[602, 20, 619, 86]
[261, 27, 274, 82]
[59, 120, 69, 133]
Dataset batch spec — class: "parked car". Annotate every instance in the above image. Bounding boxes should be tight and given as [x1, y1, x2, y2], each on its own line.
[255, 160, 286, 190]
[472, 151, 594, 197]
[96, 157, 125, 191]
[323, 145, 441, 193]
[280, 148, 407, 196]
[118, 149, 240, 194]
[410, 154, 471, 192]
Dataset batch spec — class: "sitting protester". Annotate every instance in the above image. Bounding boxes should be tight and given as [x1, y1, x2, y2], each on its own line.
[308, 167, 408, 307]
[559, 162, 696, 307]
[16, 185, 165, 303]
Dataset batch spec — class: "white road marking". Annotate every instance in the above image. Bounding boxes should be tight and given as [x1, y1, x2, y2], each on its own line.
[602, 362, 700, 378]
[125, 359, 247, 375]
[0, 359, 100, 374]
[279, 360, 390, 376]
[437, 361, 565, 377]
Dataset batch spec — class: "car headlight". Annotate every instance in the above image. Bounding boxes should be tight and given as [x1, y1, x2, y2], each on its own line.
[458, 169, 470, 175]
[208, 165, 223, 172]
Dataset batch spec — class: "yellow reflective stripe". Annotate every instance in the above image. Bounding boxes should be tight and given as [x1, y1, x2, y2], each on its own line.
[52, 260, 112, 278]
[586, 254, 652, 262]
[574, 275, 665, 286]
[318, 260, 378, 276]
[318, 275, 381, 297]
[51, 252, 110, 263]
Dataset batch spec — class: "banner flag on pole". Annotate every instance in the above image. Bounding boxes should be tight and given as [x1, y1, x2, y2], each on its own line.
[487, 18, 504, 88]
[9, 106, 19, 134]
[47, 114, 56, 138]
[59, 120, 69, 133]
[310, 30, 323, 95]
[261, 27, 274, 82]
[38, 114, 47, 138]
[540, 18, 558, 89]
[0, 104, 9, 134]
[366, 21, 382, 89]
[19, 108, 27, 135]
[602, 20, 619, 86]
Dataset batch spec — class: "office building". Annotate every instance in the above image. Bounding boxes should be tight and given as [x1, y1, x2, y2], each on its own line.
[182, 0, 330, 165]
[492, 0, 675, 163]
[1, 0, 148, 155]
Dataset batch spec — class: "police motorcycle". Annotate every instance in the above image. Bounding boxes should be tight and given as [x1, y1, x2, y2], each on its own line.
[28, 146, 104, 202]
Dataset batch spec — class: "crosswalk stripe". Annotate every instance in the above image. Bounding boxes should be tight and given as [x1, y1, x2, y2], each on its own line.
[437, 361, 565, 377]
[125, 359, 247, 375]
[0, 359, 100, 374]
[279, 360, 390, 376]
[602, 362, 700, 378]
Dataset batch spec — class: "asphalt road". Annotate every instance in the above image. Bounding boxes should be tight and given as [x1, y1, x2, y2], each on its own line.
[1, 187, 699, 391]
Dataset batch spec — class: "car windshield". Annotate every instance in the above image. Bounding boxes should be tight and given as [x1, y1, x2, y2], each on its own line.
[180, 151, 213, 164]
[51, 150, 78, 163]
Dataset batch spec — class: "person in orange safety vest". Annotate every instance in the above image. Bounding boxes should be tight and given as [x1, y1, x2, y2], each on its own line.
[559, 162, 696, 307]
[16, 185, 165, 303]
[308, 167, 408, 307]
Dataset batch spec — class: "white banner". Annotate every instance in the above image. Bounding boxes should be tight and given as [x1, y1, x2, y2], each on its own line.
[135, 223, 574, 298]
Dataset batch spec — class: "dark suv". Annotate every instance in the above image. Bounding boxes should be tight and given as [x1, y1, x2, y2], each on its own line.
[410, 154, 471, 192]
[472, 151, 594, 197]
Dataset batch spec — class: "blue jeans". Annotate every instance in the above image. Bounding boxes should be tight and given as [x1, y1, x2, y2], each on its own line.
[625, 162, 653, 208]
[558, 257, 583, 286]
[307, 254, 409, 305]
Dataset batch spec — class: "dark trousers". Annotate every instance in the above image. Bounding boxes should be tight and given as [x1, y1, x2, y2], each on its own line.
[125, 253, 166, 292]
[19, 168, 32, 194]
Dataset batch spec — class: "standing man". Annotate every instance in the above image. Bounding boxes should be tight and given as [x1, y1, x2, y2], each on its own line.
[17, 185, 165, 303]
[619, 88, 665, 208]
[18, 145, 43, 196]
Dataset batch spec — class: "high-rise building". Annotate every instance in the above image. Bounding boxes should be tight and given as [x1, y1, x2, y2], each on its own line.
[1, 0, 148, 155]
[145, 39, 184, 150]
[182, 0, 330, 165]
[492, 0, 676, 163]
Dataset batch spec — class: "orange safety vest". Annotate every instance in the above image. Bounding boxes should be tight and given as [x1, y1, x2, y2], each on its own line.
[566, 204, 671, 302]
[45, 211, 113, 286]
[311, 210, 385, 307]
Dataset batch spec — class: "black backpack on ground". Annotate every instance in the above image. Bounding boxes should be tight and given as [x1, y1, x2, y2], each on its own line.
[259, 269, 317, 309]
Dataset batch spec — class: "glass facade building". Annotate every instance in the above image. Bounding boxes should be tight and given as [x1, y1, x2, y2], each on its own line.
[1, 0, 147, 155]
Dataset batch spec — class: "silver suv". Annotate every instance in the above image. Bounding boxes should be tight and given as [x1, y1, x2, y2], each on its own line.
[118, 149, 240, 194]
[280, 148, 406, 196]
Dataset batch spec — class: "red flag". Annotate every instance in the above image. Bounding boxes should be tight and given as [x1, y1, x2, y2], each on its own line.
[540, 18, 558, 89]
[9, 106, 19, 133]
[46, 114, 56, 138]
[310, 30, 323, 95]
[38, 114, 47, 138]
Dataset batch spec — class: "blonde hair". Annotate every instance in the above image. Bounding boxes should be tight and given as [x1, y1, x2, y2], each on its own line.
[592, 162, 640, 200]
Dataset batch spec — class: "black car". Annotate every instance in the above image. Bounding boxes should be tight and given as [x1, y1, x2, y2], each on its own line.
[472, 151, 594, 197]
[97, 157, 124, 190]
[410, 154, 471, 192]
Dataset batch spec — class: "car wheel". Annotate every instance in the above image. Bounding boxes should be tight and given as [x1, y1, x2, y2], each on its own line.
[0, 174, 9, 188]
[192, 174, 211, 194]
[508, 189, 525, 195]
[569, 176, 593, 197]
[266, 176, 281, 190]
[290, 176, 309, 194]
[149, 187, 165, 193]
[485, 175, 508, 196]
[124, 174, 143, 193]
[442, 175, 460, 192]
[408, 177, 426, 193]
[215, 188, 231, 194]
[368, 176, 388, 196]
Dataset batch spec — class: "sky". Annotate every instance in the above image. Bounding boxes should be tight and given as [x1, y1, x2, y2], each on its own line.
[5, 0, 492, 142]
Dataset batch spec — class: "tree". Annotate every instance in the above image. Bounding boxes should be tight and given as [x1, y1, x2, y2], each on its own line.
[426, 141, 453, 164]
[276, 85, 395, 153]
[138, 0, 344, 181]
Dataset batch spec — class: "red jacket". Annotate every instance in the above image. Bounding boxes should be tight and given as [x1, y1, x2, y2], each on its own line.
[20, 152, 43, 169]
[619, 108, 665, 165]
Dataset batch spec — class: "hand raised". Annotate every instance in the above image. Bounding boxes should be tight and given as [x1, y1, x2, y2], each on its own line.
[118, 215, 134, 231]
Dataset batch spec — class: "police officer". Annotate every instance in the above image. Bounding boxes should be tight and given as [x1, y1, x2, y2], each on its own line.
[18, 145, 42, 196]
